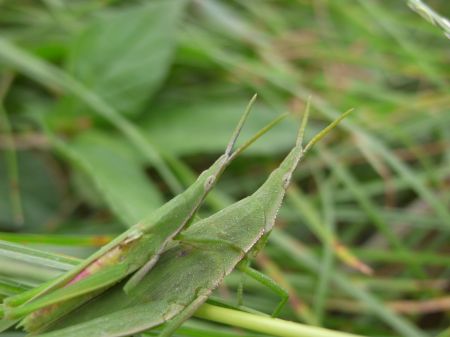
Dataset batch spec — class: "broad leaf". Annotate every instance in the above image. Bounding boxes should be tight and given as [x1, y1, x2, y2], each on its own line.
[61, 0, 186, 117]
[65, 130, 164, 225]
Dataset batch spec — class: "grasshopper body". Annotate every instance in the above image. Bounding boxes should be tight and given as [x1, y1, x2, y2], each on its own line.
[2, 97, 268, 331]
[28, 108, 350, 337]
[6, 153, 230, 331]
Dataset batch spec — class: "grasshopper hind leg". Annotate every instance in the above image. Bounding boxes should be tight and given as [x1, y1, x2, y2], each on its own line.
[237, 263, 288, 318]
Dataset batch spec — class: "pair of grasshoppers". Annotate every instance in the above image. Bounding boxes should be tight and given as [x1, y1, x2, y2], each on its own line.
[1, 96, 350, 337]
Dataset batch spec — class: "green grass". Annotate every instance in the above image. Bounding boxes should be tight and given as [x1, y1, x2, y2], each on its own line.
[0, 0, 449, 336]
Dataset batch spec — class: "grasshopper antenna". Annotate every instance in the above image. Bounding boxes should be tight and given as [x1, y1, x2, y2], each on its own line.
[225, 94, 258, 157]
[303, 108, 353, 153]
[229, 113, 288, 161]
[296, 96, 311, 148]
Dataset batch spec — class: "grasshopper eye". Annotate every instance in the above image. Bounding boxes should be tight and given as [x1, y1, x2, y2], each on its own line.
[204, 175, 216, 190]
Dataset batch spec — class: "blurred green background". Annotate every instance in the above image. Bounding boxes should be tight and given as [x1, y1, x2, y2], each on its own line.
[0, 1, 449, 336]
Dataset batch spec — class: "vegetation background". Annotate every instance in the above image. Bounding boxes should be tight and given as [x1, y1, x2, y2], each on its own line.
[0, 0, 449, 336]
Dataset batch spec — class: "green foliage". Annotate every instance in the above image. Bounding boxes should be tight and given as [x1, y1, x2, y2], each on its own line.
[60, 130, 164, 225]
[59, 0, 187, 119]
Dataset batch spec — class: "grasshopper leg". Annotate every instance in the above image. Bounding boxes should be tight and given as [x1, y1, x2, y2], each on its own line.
[236, 259, 252, 307]
[238, 263, 288, 318]
[237, 268, 245, 307]
[123, 254, 160, 294]
[157, 289, 210, 337]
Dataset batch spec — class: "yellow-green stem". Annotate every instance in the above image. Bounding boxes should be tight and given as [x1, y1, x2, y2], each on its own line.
[195, 303, 364, 337]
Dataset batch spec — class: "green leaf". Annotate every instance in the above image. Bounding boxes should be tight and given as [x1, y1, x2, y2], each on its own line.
[61, 0, 186, 117]
[64, 130, 164, 225]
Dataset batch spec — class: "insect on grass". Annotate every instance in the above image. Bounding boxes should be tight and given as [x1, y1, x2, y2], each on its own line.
[1, 95, 288, 331]
[16, 100, 352, 337]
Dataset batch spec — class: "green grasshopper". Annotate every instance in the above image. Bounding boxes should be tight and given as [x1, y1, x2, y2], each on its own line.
[2, 96, 286, 330]
[22, 105, 351, 337]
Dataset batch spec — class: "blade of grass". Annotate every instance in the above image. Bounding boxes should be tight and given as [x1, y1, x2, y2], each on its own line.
[312, 175, 335, 324]
[0, 233, 113, 247]
[317, 146, 407, 251]
[0, 240, 78, 271]
[0, 72, 23, 226]
[287, 185, 372, 275]
[335, 205, 448, 231]
[0, 278, 31, 297]
[356, 0, 446, 88]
